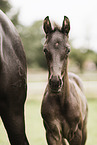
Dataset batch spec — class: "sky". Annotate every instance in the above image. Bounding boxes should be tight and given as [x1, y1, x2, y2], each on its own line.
[9, 0, 97, 51]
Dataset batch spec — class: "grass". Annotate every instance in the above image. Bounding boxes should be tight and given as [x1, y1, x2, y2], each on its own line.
[0, 70, 97, 145]
[25, 99, 46, 145]
[87, 98, 97, 145]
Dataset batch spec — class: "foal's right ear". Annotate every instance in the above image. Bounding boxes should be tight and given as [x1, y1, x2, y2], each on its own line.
[43, 16, 52, 35]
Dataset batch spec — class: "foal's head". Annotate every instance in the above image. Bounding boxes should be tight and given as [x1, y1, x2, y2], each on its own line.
[43, 16, 70, 92]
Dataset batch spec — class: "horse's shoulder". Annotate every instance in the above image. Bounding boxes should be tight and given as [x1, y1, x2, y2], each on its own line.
[68, 72, 84, 92]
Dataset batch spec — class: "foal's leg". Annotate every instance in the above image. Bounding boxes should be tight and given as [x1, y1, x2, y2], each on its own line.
[69, 128, 82, 145]
[1, 106, 29, 145]
[46, 131, 67, 145]
[81, 126, 87, 145]
[44, 120, 64, 145]
[46, 130, 61, 145]
[62, 138, 67, 145]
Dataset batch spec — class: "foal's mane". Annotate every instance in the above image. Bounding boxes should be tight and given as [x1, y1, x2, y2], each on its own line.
[45, 23, 62, 38]
[52, 22, 61, 32]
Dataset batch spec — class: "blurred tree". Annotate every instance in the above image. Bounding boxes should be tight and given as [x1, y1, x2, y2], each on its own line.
[70, 47, 97, 71]
[20, 20, 47, 69]
[0, 0, 11, 13]
[70, 48, 87, 71]
[9, 10, 20, 27]
[85, 49, 97, 68]
[0, 0, 20, 27]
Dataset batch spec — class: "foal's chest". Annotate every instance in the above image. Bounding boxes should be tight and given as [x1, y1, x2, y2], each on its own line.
[50, 101, 81, 141]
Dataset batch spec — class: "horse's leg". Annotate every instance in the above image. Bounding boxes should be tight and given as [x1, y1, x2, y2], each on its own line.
[62, 138, 68, 145]
[69, 128, 82, 145]
[1, 106, 29, 145]
[44, 120, 63, 145]
[46, 130, 61, 145]
[46, 131, 67, 145]
[81, 126, 87, 145]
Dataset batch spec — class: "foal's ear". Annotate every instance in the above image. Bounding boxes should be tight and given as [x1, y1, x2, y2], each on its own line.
[61, 16, 70, 35]
[43, 16, 52, 35]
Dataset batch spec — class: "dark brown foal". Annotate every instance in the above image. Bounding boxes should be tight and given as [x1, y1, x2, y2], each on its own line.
[41, 16, 88, 145]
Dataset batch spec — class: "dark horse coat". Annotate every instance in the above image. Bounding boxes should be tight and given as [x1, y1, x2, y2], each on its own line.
[41, 16, 88, 145]
[0, 10, 29, 145]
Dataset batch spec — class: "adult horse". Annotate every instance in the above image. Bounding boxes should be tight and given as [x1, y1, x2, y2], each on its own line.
[41, 16, 88, 145]
[0, 10, 29, 145]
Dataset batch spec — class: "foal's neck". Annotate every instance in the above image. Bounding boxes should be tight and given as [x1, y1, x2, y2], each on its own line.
[62, 59, 70, 104]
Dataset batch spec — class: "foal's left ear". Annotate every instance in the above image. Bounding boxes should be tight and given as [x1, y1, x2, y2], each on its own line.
[61, 16, 70, 35]
[43, 16, 52, 35]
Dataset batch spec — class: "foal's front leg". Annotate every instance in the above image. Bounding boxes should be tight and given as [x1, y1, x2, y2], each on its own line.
[68, 128, 82, 145]
[43, 120, 65, 145]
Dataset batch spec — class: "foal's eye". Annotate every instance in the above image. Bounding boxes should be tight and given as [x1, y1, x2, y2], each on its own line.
[67, 48, 70, 54]
[43, 49, 52, 60]
[65, 47, 70, 54]
[43, 48, 48, 54]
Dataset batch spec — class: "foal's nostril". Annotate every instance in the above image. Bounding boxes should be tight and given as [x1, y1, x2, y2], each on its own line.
[49, 75, 62, 90]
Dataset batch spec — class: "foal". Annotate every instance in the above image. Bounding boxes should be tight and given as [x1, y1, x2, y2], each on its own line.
[41, 16, 88, 145]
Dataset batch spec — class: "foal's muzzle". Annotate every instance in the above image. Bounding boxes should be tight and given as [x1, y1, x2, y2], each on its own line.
[49, 75, 63, 92]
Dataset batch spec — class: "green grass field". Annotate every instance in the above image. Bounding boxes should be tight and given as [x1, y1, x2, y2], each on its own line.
[0, 71, 97, 145]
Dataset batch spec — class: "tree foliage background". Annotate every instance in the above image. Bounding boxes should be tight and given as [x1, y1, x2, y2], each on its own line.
[0, 0, 97, 71]
[20, 21, 47, 69]
[0, 0, 11, 13]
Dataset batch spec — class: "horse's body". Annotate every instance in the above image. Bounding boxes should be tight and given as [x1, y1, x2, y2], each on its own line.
[41, 16, 88, 145]
[0, 10, 29, 145]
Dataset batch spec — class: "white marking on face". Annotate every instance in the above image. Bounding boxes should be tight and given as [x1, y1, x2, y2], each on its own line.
[55, 42, 59, 47]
